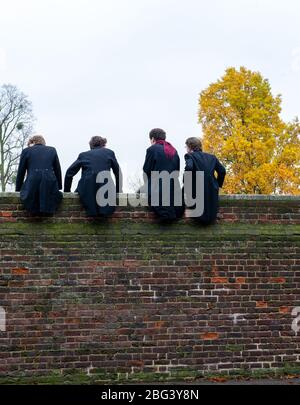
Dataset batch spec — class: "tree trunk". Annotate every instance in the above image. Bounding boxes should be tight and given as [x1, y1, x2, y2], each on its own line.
[0, 129, 5, 192]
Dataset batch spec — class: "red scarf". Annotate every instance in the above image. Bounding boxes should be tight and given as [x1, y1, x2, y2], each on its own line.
[155, 140, 177, 160]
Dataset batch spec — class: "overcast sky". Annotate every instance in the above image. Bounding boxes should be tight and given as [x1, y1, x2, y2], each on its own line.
[1, 0, 300, 191]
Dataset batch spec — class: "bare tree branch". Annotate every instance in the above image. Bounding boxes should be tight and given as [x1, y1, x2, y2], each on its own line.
[0, 84, 35, 191]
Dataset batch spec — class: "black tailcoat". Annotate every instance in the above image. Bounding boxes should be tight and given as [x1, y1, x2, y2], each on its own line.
[184, 151, 226, 224]
[142, 143, 184, 220]
[15, 144, 62, 214]
[64, 147, 122, 217]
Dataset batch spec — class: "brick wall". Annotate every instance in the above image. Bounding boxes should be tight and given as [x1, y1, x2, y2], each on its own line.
[0, 193, 300, 381]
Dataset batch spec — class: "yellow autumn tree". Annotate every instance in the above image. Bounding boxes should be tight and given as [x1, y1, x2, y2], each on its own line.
[199, 66, 300, 194]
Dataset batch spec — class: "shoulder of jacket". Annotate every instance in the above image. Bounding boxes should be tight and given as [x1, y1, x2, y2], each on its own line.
[79, 150, 90, 157]
[198, 151, 215, 160]
[22, 147, 30, 154]
[147, 144, 159, 153]
[104, 148, 115, 155]
[184, 153, 193, 159]
[47, 146, 57, 153]
[205, 151, 216, 158]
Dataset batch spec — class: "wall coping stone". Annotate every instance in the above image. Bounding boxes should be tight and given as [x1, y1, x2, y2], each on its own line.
[0, 192, 299, 202]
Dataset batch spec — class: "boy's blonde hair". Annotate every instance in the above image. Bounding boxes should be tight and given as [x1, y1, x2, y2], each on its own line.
[27, 135, 46, 146]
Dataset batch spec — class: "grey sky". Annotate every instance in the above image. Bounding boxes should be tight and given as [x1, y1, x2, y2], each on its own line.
[1, 0, 299, 191]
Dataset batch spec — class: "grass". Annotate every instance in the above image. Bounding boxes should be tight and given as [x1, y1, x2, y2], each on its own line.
[1, 365, 300, 385]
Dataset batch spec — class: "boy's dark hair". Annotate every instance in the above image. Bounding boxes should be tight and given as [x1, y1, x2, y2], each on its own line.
[149, 128, 166, 141]
[89, 136, 107, 149]
[185, 137, 203, 152]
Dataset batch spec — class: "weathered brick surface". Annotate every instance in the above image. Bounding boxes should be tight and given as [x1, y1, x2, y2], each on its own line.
[0, 192, 300, 378]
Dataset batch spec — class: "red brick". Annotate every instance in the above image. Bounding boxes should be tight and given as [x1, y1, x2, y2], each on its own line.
[188, 266, 202, 272]
[235, 277, 246, 284]
[154, 321, 166, 329]
[200, 333, 220, 341]
[128, 360, 144, 367]
[211, 277, 228, 284]
[11, 267, 29, 275]
[269, 278, 286, 284]
[256, 301, 268, 308]
[123, 260, 141, 268]
[0, 211, 13, 217]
